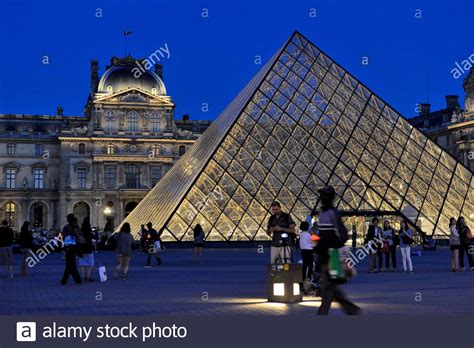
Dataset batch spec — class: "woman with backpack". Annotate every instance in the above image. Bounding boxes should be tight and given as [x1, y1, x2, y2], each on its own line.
[457, 217, 473, 271]
[113, 223, 134, 280]
[19, 221, 33, 277]
[399, 220, 414, 273]
[193, 224, 205, 263]
[315, 185, 361, 315]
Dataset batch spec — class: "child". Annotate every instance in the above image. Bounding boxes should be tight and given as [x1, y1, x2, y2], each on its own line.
[299, 221, 316, 282]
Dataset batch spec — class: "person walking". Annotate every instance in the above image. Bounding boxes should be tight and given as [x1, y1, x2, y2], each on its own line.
[365, 217, 382, 273]
[19, 221, 33, 276]
[315, 186, 361, 315]
[299, 221, 315, 282]
[144, 222, 162, 267]
[266, 201, 297, 264]
[77, 218, 95, 282]
[382, 220, 397, 272]
[193, 224, 205, 263]
[399, 220, 414, 273]
[0, 220, 15, 279]
[457, 217, 473, 271]
[60, 214, 82, 285]
[113, 223, 134, 280]
[351, 225, 357, 250]
[449, 217, 460, 272]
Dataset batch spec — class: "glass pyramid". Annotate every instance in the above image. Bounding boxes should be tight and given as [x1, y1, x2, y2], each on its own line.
[121, 31, 474, 241]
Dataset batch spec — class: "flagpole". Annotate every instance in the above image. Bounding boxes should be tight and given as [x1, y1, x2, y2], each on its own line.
[124, 30, 132, 57]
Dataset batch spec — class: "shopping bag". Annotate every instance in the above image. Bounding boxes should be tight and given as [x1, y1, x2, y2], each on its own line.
[99, 264, 107, 282]
[328, 248, 346, 282]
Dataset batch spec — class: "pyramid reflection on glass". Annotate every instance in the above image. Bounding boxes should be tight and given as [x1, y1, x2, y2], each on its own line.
[120, 31, 474, 241]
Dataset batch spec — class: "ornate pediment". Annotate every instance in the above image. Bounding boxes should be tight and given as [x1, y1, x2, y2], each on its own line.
[94, 87, 174, 107]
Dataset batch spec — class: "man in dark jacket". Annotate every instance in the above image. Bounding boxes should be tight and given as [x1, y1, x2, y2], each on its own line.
[19, 221, 33, 276]
[60, 214, 82, 285]
[0, 220, 15, 279]
[144, 222, 162, 267]
[315, 186, 361, 315]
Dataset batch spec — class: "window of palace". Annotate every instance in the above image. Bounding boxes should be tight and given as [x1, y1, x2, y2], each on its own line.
[32, 202, 44, 227]
[77, 167, 87, 189]
[150, 112, 161, 132]
[107, 143, 115, 155]
[33, 168, 45, 189]
[5, 202, 16, 227]
[78, 143, 86, 155]
[35, 144, 44, 156]
[128, 111, 139, 132]
[5, 168, 16, 189]
[105, 166, 117, 189]
[7, 143, 15, 155]
[105, 111, 116, 132]
[150, 166, 162, 186]
[151, 144, 160, 158]
[179, 145, 186, 156]
[125, 164, 140, 189]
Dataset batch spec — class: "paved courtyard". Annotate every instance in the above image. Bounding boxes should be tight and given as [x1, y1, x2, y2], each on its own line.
[0, 247, 473, 315]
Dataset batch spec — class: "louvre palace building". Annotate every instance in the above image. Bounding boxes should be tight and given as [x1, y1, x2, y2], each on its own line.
[0, 56, 210, 233]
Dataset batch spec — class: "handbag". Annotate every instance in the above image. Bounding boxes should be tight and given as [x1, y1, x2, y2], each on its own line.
[63, 235, 76, 246]
[393, 234, 400, 246]
[380, 241, 389, 252]
[466, 228, 472, 240]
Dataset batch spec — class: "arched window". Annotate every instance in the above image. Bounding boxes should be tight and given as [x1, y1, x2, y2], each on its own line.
[78, 143, 86, 154]
[150, 112, 161, 132]
[5, 202, 16, 227]
[107, 143, 115, 155]
[179, 145, 186, 156]
[128, 111, 138, 132]
[125, 164, 140, 189]
[32, 202, 45, 228]
[105, 111, 116, 132]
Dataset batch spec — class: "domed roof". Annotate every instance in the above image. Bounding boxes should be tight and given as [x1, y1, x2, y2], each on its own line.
[97, 57, 166, 96]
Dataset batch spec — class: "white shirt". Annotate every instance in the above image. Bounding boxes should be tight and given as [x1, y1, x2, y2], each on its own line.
[300, 231, 315, 250]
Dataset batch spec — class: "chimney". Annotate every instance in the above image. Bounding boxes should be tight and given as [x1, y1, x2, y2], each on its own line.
[445, 95, 459, 109]
[90, 59, 99, 94]
[182, 114, 190, 122]
[57, 106, 64, 116]
[419, 103, 431, 116]
[155, 63, 163, 80]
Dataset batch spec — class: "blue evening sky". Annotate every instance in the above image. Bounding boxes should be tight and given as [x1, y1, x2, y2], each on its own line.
[0, 0, 472, 121]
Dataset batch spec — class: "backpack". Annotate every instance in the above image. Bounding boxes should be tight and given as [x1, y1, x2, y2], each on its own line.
[319, 208, 348, 248]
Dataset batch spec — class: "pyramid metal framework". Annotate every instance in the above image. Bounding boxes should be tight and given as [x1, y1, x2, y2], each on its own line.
[120, 32, 474, 241]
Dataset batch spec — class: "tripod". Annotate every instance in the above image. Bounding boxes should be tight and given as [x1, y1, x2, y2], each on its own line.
[276, 240, 294, 264]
